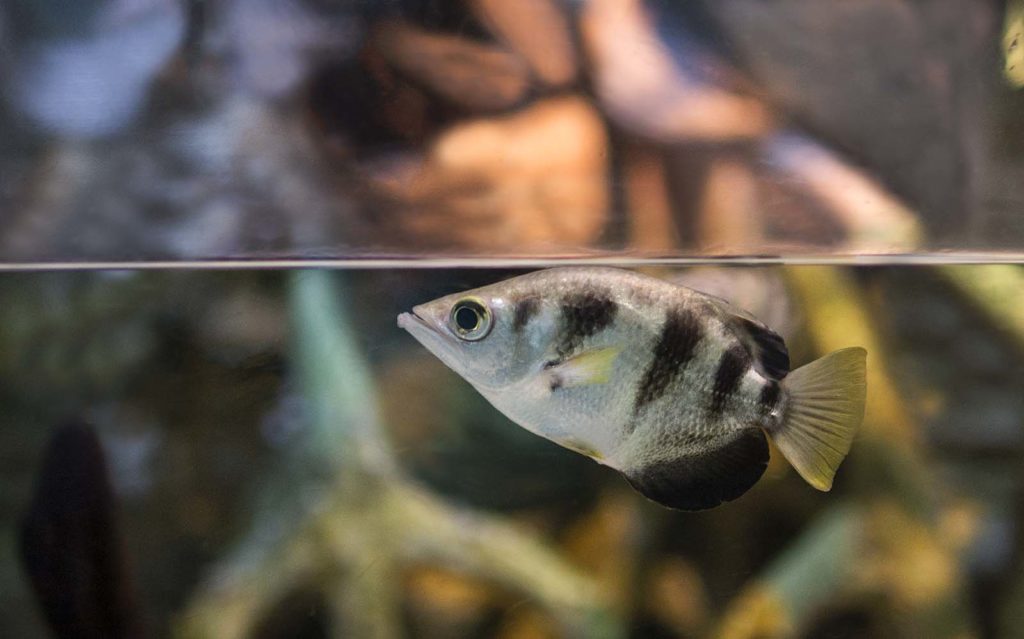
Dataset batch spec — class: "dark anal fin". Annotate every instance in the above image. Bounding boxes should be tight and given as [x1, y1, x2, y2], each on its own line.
[623, 428, 769, 511]
[732, 316, 790, 380]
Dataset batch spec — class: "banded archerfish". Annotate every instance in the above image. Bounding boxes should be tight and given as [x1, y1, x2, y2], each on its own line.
[398, 267, 866, 511]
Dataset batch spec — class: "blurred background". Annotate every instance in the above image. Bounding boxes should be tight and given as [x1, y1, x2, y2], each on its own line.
[2, 1, 1024, 638]
[0, 0, 1021, 261]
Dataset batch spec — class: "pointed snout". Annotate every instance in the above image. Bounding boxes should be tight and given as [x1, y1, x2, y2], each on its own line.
[397, 304, 436, 331]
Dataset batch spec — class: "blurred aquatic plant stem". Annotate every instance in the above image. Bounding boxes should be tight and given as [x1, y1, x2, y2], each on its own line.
[714, 500, 977, 639]
[176, 270, 621, 639]
[714, 505, 858, 639]
[288, 270, 393, 475]
[786, 268, 919, 454]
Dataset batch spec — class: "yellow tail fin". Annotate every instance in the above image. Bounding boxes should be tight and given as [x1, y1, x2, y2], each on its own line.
[770, 347, 867, 491]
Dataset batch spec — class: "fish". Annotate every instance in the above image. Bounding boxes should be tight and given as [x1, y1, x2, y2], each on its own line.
[397, 267, 867, 511]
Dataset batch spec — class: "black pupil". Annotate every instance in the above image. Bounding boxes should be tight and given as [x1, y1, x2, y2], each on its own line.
[454, 305, 481, 331]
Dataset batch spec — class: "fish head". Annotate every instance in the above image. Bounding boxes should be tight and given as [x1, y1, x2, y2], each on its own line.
[398, 284, 553, 390]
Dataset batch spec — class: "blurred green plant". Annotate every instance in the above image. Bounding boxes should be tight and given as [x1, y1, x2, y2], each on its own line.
[176, 270, 622, 639]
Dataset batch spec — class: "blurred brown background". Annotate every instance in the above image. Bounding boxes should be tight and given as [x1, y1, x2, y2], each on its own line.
[0, 0, 1021, 262]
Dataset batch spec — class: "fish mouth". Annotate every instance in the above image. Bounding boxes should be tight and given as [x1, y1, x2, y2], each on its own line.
[397, 306, 445, 338]
[398, 306, 465, 372]
[397, 310, 430, 331]
[397, 304, 503, 393]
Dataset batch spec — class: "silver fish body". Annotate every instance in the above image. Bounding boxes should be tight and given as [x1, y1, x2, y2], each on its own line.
[398, 267, 866, 511]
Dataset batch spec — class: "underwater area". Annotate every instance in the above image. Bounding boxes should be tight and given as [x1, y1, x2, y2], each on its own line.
[3, 264, 1024, 639]
[2, 1, 1024, 638]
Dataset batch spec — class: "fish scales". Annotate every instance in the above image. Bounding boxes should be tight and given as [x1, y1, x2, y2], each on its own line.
[623, 305, 764, 467]
[398, 267, 866, 511]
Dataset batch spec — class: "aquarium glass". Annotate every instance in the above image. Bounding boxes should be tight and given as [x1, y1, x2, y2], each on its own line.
[1, 1, 1023, 638]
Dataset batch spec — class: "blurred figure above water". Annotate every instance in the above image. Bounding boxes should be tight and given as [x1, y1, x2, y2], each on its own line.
[0, 0, 1019, 263]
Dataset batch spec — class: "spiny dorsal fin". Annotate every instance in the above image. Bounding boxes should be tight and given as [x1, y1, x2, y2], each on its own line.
[622, 428, 769, 511]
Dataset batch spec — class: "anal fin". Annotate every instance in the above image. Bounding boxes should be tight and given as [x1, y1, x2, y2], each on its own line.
[622, 428, 769, 511]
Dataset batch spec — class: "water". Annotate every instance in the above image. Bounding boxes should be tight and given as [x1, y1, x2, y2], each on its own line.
[1, 263, 1022, 639]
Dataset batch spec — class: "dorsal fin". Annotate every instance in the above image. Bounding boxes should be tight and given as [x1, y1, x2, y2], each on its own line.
[622, 428, 769, 511]
[729, 315, 790, 380]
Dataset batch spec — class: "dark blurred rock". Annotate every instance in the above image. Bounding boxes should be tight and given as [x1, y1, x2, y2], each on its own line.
[468, 0, 578, 88]
[704, 0, 998, 240]
[248, 587, 330, 639]
[20, 421, 143, 639]
[0, 273, 162, 402]
[305, 58, 444, 152]
[1, 98, 358, 261]
[370, 20, 531, 113]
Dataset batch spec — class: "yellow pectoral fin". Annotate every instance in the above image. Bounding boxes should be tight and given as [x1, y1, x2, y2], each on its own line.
[549, 347, 621, 388]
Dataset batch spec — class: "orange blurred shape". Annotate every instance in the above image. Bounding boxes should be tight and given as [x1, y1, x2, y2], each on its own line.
[363, 96, 610, 251]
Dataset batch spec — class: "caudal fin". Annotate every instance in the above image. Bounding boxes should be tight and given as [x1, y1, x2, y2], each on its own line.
[770, 347, 866, 491]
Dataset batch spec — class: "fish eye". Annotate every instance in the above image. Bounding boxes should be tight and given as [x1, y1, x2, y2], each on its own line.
[449, 297, 492, 341]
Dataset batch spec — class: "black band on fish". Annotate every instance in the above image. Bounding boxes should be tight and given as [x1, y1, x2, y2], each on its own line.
[733, 317, 790, 380]
[557, 291, 617, 356]
[633, 307, 703, 414]
[513, 297, 540, 333]
[623, 428, 769, 511]
[709, 344, 751, 416]
[759, 381, 781, 415]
